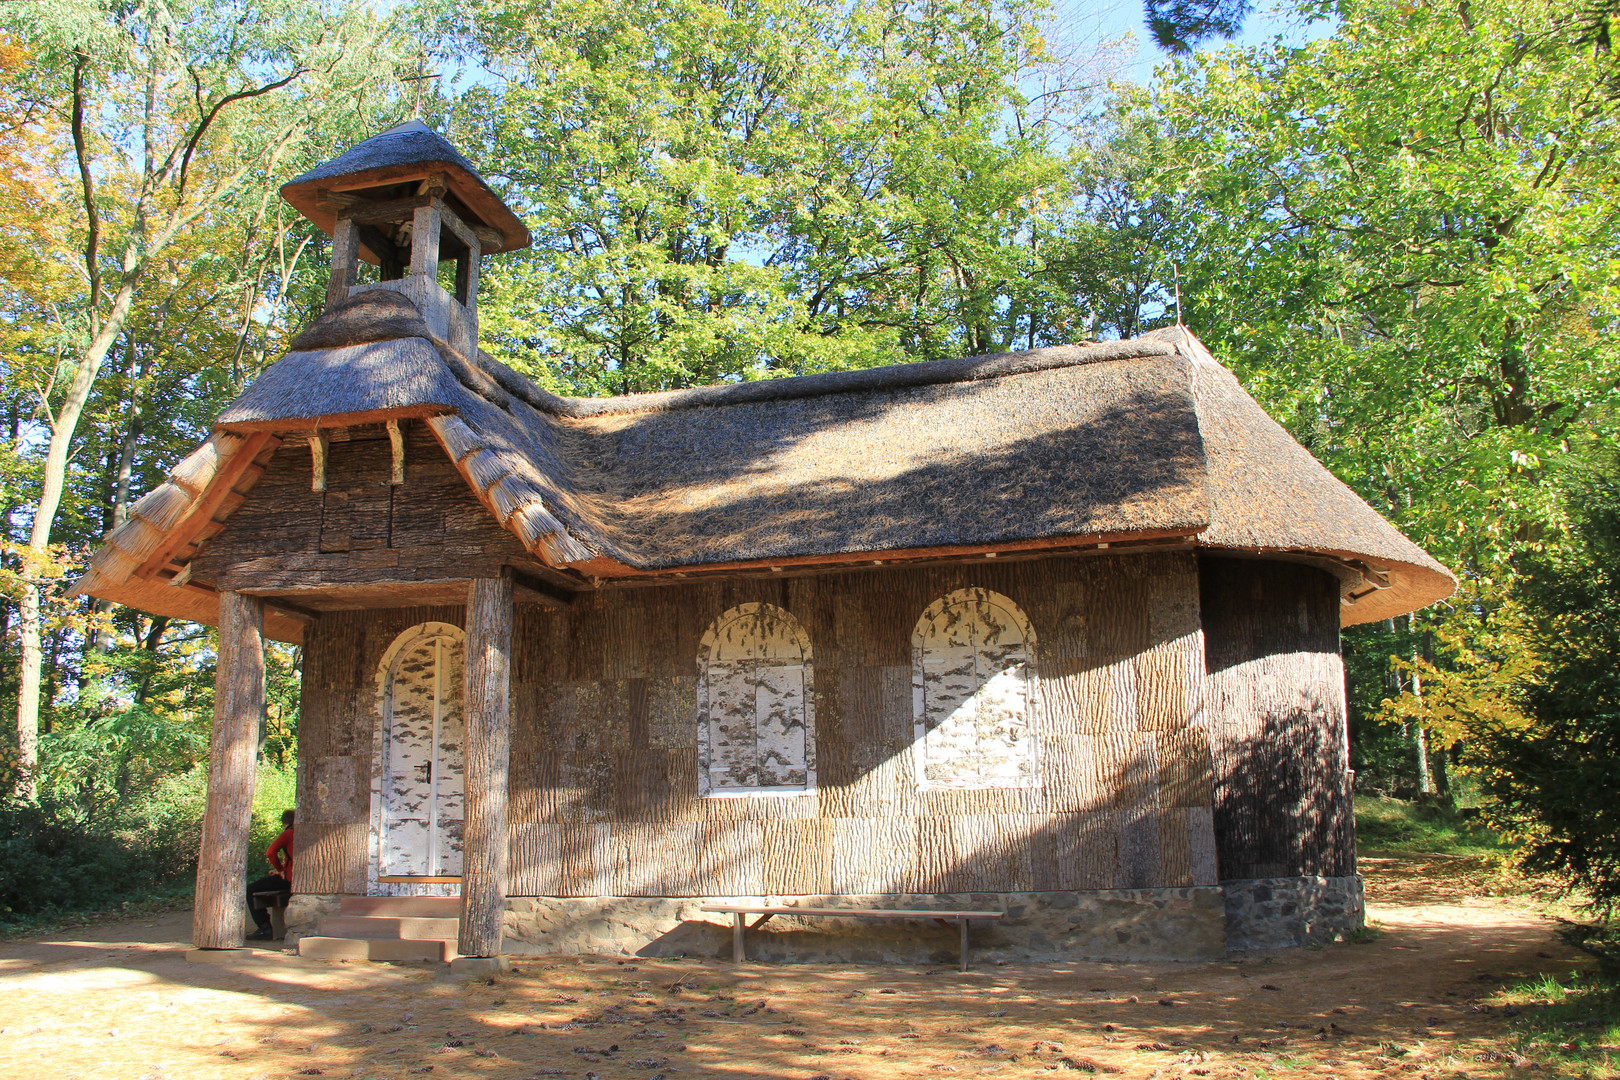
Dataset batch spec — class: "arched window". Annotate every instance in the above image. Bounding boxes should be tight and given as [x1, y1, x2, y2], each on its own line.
[697, 603, 815, 795]
[912, 587, 1039, 790]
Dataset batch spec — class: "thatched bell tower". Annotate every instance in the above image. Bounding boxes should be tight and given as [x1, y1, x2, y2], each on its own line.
[280, 120, 531, 357]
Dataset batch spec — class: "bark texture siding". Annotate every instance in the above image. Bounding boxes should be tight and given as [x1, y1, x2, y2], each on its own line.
[297, 605, 466, 895]
[188, 421, 534, 594]
[1199, 556, 1355, 880]
[297, 551, 1226, 897]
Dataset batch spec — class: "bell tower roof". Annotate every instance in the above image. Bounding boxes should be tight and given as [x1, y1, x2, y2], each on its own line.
[281, 120, 530, 256]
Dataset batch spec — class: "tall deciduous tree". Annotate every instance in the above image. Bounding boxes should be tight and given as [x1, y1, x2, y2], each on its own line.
[2, 0, 419, 798]
[1080, 0, 1620, 791]
[455, 0, 1113, 394]
[1132, 0, 1620, 578]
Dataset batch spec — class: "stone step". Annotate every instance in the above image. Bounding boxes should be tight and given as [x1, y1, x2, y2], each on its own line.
[339, 896, 461, 918]
[317, 916, 459, 940]
[298, 936, 457, 963]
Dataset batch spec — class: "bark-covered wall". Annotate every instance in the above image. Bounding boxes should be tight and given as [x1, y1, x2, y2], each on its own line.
[295, 552, 1221, 897]
[1199, 556, 1355, 880]
[190, 422, 532, 593]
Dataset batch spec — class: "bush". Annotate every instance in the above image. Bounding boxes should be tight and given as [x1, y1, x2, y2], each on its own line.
[0, 796, 154, 918]
[1472, 471, 1620, 914]
[0, 759, 298, 925]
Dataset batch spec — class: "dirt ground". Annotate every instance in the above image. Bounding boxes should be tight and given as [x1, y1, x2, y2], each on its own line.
[0, 868, 1597, 1080]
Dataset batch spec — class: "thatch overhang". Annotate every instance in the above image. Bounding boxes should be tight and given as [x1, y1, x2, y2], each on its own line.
[75, 296, 1454, 641]
[281, 120, 530, 257]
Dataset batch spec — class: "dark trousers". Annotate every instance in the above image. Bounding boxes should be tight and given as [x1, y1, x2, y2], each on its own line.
[246, 873, 290, 931]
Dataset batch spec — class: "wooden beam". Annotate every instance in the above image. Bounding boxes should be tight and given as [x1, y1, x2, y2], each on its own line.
[262, 598, 318, 623]
[460, 571, 513, 959]
[409, 200, 442, 279]
[310, 431, 329, 493]
[386, 420, 406, 485]
[192, 591, 265, 950]
[355, 223, 406, 278]
[134, 433, 276, 580]
[509, 567, 576, 608]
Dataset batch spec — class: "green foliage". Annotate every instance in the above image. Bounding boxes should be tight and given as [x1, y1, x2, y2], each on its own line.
[1472, 470, 1620, 914]
[1498, 968, 1620, 1076]
[1127, 0, 1620, 582]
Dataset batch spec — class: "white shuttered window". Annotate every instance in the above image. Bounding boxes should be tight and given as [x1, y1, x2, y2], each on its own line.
[912, 587, 1040, 790]
[697, 603, 815, 795]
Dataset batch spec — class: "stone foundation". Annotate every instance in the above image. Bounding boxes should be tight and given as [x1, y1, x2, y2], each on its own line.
[284, 893, 342, 944]
[1222, 875, 1365, 951]
[289, 881, 1363, 960]
[503, 889, 1227, 963]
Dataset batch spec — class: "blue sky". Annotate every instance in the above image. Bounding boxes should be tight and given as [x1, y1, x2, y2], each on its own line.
[1059, 0, 1334, 85]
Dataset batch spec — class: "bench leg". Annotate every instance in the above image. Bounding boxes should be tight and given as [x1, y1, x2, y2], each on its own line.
[959, 919, 969, 972]
[733, 912, 746, 964]
[268, 905, 287, 941]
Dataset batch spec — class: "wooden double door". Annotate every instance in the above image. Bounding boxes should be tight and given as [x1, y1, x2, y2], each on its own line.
[377, 625, 466, 884]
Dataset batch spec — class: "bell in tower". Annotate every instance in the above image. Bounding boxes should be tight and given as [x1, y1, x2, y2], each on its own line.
[280, 120, 531, 358]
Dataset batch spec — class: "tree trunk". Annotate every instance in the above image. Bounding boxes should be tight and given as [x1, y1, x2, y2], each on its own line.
[14, 278, 142, 799]
[459, 573, 512, 958]
[192, 591, 265, 950]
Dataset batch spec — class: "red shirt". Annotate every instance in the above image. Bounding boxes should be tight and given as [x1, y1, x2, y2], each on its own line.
[267, 827, 294, 887]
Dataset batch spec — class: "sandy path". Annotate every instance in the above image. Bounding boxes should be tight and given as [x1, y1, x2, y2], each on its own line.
[0, 897, 1590, 1080]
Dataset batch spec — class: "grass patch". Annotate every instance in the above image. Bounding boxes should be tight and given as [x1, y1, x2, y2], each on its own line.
[1498, 972, 1620, 1079]
[1355, 795, 1510, 855]
[1345, 922, 1384, 944]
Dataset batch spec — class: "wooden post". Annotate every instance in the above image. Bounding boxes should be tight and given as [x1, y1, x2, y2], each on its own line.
[193, 591, 265, 950]
[410, 200, 442, 281]
[386, 419, 406, 485]
[325, 217, 360, 310]
[457, 236, 482, 316]
[459, 571, 512, 958]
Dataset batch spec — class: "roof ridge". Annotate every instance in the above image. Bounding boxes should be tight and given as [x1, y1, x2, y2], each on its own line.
[472, 338, 1180, 419]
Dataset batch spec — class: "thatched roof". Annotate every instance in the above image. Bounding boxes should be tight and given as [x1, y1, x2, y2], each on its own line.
[280, 121, 530, 256]
[77, 292, 1453, 638]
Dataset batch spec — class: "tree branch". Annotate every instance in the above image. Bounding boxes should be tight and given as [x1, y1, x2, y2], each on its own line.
[71, 51, 101, 327]
[176, 67, 306, 202]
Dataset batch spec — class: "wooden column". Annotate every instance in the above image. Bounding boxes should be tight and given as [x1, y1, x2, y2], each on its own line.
[325, 217, 359, 310]
[460, 572, 513, 957]
[410, 200, 442, 280]
[193, 591, 266, 950]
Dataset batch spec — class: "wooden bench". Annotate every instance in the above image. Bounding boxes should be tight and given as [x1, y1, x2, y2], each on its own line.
[700, 905, 1005, 972]
[249, 888, 291, 940]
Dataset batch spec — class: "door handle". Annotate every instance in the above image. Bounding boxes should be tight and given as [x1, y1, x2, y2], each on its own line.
[416, 762, 432, 784]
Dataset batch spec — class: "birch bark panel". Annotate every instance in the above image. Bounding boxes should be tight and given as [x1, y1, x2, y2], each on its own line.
[913, 589, 1038, 791]
[378, 636, 440, 877]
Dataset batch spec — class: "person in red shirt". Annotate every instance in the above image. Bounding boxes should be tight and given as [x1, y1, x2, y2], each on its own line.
[245, 809, 294, 941]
